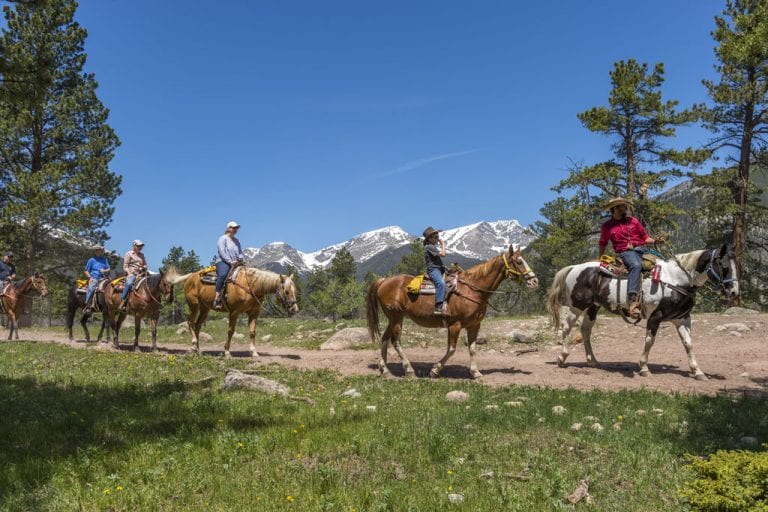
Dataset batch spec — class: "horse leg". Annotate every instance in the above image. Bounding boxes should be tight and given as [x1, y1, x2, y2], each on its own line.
[96, 313, 106, 343]
[187, 302, 200, 353]
[671, 316, 706, 380]
[194, 308, 209, 355]
[223, 313, 236, 358]
[580, 305, 600, 367]
[149, 316, 158, 352]
[6, 310, 15, 340]
[638, 316, 662, 377]
[466, 325, 483, 379]
[389, 322, 415, 377]
[132, 314, 142, 351]
[113, 312, 126, 349]
[247, 313, 259, 357]
[81, 313, 91, 343]
[378, 324, 394, 376]
[557, 307, 582, 367]
[430, 323, 461, 378]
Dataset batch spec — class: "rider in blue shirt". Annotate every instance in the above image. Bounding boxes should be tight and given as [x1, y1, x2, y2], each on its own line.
[84, 246, 110, 312]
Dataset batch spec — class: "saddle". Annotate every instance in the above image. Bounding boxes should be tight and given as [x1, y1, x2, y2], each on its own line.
[1, 280, 16, 298]
[597, 252, 659, 279]
[199, 265, 243, 286]
[110, 275, 127, 292]
[406, 268, 460, 296]
[76, 278, 111, 294]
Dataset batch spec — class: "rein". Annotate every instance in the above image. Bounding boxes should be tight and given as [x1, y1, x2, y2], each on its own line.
[455, 254, 536, 312]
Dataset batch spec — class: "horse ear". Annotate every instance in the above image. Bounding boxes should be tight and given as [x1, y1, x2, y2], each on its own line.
[510, 243, 520, 255]
[280, 274, 286, 283]
[719, 244, 729, 258]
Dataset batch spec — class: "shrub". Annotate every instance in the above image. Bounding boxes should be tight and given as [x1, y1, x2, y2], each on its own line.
[680, 446, 768, 511]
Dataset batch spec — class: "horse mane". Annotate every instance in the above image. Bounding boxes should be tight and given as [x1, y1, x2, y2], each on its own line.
[462, 253, 503, 279]
[673, 250, 706, 273]
[244, 267, 282, 294]
[147, 272, 163, 288]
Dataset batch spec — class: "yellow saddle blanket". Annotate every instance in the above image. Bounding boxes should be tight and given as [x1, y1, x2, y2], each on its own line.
[407, 275, 424, 294]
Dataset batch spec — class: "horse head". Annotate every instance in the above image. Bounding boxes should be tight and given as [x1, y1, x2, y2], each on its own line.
[159, 269, 175, 304]
[276, 274, 299, 316]
[506, 244, 539, 289]
[32, 272, 48, 297]
[707, 244, 739, 300]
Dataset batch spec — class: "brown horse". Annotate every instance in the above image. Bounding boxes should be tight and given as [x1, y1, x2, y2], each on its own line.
[367, 245, 538, 379]
[104, 271, 174, 351]
[167, 266, 299, 357]
[1, 273, 48, 340]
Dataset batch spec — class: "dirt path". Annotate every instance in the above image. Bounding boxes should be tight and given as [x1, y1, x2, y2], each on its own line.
[12, 312, 768, 396]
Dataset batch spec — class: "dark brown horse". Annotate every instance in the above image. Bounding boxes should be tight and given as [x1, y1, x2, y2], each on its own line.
[367, 245, 538, 379]
[1, 273, 48, 340]
[66, 281, 111, 343]
[167, 266, 299, 357]
[104, 271, 174, 351]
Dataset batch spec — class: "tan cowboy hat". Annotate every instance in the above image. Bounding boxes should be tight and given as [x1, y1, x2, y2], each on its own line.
[422, 226, 441, 239]
[604, 197, 633, 211]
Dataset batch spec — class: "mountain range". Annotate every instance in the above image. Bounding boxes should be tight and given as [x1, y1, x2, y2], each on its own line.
[243, 220, 535, 278]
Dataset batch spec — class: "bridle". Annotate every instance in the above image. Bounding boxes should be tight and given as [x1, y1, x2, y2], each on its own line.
[275, 278, 297, 311]
[704, 249, 738, 292]
[502, 253, 537, 285]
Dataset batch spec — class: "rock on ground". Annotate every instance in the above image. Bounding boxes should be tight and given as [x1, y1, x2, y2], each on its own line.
[198, 332, 213, 342]
[446, 390, 469, 402]
[221, 370, 291, 396]
[320, 328, 371, 350]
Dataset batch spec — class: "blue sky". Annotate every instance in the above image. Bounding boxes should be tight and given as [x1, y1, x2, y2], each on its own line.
[70, 0, 724, 267]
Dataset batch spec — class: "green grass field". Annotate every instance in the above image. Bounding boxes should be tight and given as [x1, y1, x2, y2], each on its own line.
[1, 342, 766, 511]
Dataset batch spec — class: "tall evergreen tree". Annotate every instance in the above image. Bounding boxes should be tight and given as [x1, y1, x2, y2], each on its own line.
[161, 246, 200, 323]
[392, 239, 425, 275]
[0, 0, 121, 275]
[328, 247, 356, 283]
[701, 0, 768, 297]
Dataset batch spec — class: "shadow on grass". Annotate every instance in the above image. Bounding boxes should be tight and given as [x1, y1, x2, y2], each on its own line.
[0, 373, 323, 504]
[546, 360, 727, 380]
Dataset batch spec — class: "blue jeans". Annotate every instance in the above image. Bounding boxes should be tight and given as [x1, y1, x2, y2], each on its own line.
[619, 247, 647, 297]
[85, 278, 98, 306]
[121, 274, 137, 301]
[215, 262, 230, 293]
[426, 267, 445, 305]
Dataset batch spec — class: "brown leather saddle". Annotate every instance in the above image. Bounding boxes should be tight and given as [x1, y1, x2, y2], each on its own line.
[408, 268, 460, 296]
[598, 253, 658, 279]
[200, 265, 243, 286]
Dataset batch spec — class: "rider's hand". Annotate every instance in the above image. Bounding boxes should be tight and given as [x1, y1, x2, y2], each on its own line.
[655, 237, 665, 244]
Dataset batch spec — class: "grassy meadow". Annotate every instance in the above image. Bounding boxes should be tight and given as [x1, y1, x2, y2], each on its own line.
[2, 341, 767, 511]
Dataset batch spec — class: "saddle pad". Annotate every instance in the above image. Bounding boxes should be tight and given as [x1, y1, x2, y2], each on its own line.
[407, 275, 424, 294]
[76, 278, 88, 290]
[198, 265, 216, 275]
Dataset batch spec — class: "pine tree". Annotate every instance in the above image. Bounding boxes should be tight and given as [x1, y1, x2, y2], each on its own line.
[392, 239, 425, 275]
[701, 0, 768, 302]
[0, 0, 121, 276]
[329, 247, 356, 283]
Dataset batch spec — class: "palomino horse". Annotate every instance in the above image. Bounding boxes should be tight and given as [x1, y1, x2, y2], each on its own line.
[0, 273, 48, 340]
[548, 245, 739, 380]
[65, 281, 111, 343]
[367, 245, 538, 379]
[104, 271, 174, 351]
[167, 266, 299, 357]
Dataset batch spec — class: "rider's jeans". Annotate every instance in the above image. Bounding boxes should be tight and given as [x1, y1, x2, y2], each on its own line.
[215, 262, 230, 293]
[85, 278, 98, 305]
[427, 267, 445, 304]
[619, 247, 647, 299]
[121, 274, 137, 301]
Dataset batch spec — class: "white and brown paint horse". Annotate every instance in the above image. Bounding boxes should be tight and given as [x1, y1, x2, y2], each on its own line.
[548, 245, 739, 380]
[367, 245, 538, 379]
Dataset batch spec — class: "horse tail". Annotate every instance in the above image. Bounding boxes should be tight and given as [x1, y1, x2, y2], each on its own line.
[164, 266, 195, 285]
[366, 278, 384, 343]
[547, 265, 573, 330]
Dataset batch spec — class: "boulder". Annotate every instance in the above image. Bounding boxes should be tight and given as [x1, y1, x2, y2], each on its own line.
[233, 332, 245, 340]
[723, 307, 760, 315]
[261, 334, 273, 343]
[198, 332, 213, 342]
[446, 390, 469, 403]
[319, 328, 371, 350]
[507, 330, 538, 343]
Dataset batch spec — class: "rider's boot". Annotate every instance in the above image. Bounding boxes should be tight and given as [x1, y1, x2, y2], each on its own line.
[433, 302, 445, 316]
[214, 292, 223, 310]
[628, 292, 641, 319]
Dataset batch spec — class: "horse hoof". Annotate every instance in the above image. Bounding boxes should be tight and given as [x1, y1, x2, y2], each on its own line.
[586, 360, 599, 368]
[470, 371, 483, 380]
[224, 352, 232, 359]
[639, 370, 651, 377]
[694, 373, 708, 381]
[251, 352, 260, 358]
[429, 368, 440, 379]
[111, 343, 119, 350]
[557, 357, 567, 368]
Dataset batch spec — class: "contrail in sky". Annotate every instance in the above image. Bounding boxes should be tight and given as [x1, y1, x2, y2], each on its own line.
[379, 149, 479, 177]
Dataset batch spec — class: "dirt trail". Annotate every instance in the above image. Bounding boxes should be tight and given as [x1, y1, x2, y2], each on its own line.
[12, 312, 768, 396]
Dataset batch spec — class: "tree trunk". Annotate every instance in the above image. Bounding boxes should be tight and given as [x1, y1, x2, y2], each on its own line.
[732, 91, 755, 307]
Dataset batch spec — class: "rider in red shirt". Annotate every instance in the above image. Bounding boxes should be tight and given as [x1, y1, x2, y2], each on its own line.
[598, 197, 663, 319]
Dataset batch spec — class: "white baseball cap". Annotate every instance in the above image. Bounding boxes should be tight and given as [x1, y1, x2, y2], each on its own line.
[226, 221, 240, 229]
[132, 239, 145, 246]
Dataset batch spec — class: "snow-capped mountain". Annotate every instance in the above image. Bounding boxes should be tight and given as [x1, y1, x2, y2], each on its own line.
[244, 220, 534, 276]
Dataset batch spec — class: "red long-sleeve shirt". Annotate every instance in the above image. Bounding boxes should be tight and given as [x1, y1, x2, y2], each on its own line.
[599, 216, 648, 253]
